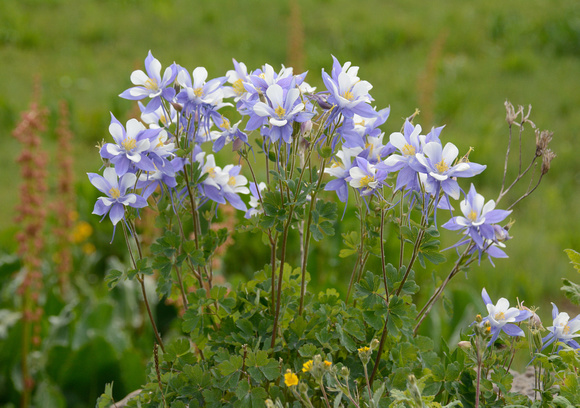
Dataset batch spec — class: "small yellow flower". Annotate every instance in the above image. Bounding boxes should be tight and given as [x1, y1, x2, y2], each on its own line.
[302, 360, 313, 373]
[284, 370, 299, 387]
[323, 360, 332, 368]
[358, 346, 370, 353]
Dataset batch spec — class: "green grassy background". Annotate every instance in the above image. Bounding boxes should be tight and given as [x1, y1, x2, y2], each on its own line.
[2, 0, 580, 339]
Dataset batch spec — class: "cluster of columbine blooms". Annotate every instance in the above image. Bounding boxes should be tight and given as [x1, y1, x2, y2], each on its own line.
[88, 51, 515, 262]
[476, 288, 580, 352]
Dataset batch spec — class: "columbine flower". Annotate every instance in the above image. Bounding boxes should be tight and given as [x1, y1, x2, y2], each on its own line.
[324, 146, 363, 202]
[251, 83, 312, 144]
[210, 116, 248, 152]
[221, 164, 250, 211]
[321, 55, 377, 119]
[245, 182, 267, 219]
[442, 184, 512, 254]
[284, 370, 299, 387]
[541, 303, 580, 351]
[88, 167, 147, 226]
[224, 58, 251, 102]
[348, 156, 388, 197]
[478, 288, 532, 347]
[119, 51, 177, 114]
[176, 66, 229, 129]
[414, 141, 486, 200]
[100, 115, 160, 176]
[383, 120, 426, 192]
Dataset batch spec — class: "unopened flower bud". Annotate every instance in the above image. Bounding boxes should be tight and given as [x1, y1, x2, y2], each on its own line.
[493, 225, 511, 242]
[298, 382, 309, 394]
[265, 399, 275, 408]
[407, 375, 422, 406]
[533, 330, 544, 351]
[457, 341, 472, 350]
[301, 120, 313, 137]
[475, 314, 483, 324]
[370, 339, 380, 350]
[171, 102, 183, 112]
[341, 366, 350, 378]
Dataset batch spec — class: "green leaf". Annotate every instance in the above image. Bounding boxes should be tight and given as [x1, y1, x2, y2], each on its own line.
[104, 269, 124, 289]
[565, 249, 580, 272]
[217, 355, 243, 376]
[561, 278, 580, 305]
[298, 343, 318, 358]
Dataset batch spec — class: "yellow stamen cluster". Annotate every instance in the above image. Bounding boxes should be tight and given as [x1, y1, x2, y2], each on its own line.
[360, 175, 375, 187]
[122, 138, 137, 150]
[193, 87, 203, 97]
[144, 78, 158, 90]
[468, 210, 478, 222]
[109, 187, 121, 199]
[274, 105, 286, 119]
[435, 160, 449, 173]
[222, 117, 231, 130]
[495, 311, 506, 321]
[228, 176, 237, 186]
[342, 90, 354, 101]
[207, 167, 217, 178]
[402, 143, 416, 156]
[233, 78, 245, 95]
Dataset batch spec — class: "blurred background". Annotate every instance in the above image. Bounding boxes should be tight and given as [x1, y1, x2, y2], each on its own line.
[1, 0, 580, 406]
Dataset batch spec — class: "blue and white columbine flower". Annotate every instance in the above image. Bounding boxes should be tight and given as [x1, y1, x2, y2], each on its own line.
[119, 51, 177, 114]
[348, 156, 388, 197]
[442, 184, 511, 254]
[251, 83, 312, 144]
[88, 167, 148, 226]
[541, 303, 580, 351]
[322, 55, 377, 120]
[100, 115, 161, 176]
[479, 288, 532, 347]
[415, 142, 486, 200]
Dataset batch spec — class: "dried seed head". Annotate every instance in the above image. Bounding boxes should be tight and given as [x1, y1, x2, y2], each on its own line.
[504, 101, 522, 126]
[535, 129, 553, 157]
[521, 104, 536, 129]
[541, 149, 556, 175]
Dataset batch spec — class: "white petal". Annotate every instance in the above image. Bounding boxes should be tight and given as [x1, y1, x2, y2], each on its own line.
[441, 142, 459, 163]
[130, 70, 149, 86]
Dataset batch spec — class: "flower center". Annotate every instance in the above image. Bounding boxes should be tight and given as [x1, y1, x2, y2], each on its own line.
[233, 78, 245, 95]
[435, 160, 449, 173]
[468, 210, 478, 222]
[207, 167, 216, 178]
[563, 325, 570, 335]
[494, 311, 505, 321]
[228, 176, 237, 186]
[360, 175, 375, 188]
[122, 138, 137, 150]
[144, 78, 158, 91]
[329, 158, 344, 169]
[222, 117, 231, 130]
[342, 90, 354, 101]
[275, 105, 286, 118]
[109, 187, 121, 199]
[193, 87, 203, 97]
[402, 143, 416, 156]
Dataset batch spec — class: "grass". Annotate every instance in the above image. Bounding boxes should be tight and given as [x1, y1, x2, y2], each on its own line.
[2, 0, 580, 318]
